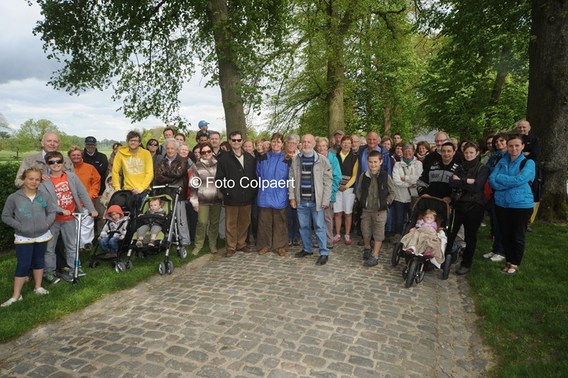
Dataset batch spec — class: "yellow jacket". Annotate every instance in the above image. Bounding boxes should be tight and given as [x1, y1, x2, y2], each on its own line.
[112, 146, 154, 192]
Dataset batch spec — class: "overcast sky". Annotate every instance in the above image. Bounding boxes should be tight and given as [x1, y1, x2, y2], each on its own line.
[0, 2, 226, 141]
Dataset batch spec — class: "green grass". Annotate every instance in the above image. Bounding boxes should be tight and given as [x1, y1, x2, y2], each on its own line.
[470, 221, 568, 377]
[0, 243, 208, 342]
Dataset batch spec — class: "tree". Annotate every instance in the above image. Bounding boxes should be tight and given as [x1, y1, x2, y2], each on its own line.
[527, 0, 568, 221]
[30, 0, 289, 135]
[14, 119, 60, 151]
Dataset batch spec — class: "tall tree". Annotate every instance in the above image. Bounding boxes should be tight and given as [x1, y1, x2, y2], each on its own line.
[527, 0, 568, 221]
[14, 119, 60, 151]
[30, 0, 289, 135]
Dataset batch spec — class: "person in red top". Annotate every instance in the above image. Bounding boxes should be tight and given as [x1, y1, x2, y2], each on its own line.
[40, 151, 97, 282]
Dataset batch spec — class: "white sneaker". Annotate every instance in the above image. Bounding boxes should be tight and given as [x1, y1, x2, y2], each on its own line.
[490, 254, 506, 262]
[34, 287, 50, 295]
[483, 252, 495, 259]
[1, 295, 23, 307]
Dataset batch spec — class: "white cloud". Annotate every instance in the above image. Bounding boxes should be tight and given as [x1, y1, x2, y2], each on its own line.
[0, 1, 226, 141]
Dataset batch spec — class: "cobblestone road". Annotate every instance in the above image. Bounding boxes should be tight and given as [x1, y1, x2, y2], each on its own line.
[0, 239, 493, 377]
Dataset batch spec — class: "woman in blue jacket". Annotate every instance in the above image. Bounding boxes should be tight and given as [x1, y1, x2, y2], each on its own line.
[256, 133, 291, 257]
[488, 134, 535, 274]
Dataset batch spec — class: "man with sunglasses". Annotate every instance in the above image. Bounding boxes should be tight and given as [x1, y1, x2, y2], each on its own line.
[215, 131, 257, 257]
[15, 131, 74, 187]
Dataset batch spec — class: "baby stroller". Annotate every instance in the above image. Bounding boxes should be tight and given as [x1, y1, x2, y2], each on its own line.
[89, 190, 137, 269]
[118, 184, 187, 275]
[391, 195, 452, 287]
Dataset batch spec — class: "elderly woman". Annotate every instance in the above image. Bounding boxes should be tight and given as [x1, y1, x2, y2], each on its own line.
[153, 138, 190, 247]
[489, 134, 535, 275]
[391, 143, 423, 238]
[256, 133, 291, 256]
[189, 143, 222, 255]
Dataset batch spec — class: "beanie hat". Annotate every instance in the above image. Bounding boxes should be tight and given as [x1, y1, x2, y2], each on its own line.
[106, 205, 124, 217]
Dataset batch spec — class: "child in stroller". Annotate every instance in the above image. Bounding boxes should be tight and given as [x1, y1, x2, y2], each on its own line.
[98, 205, 129, 258]
[135, 197, 166, 247]
[400, 209, 445, 268]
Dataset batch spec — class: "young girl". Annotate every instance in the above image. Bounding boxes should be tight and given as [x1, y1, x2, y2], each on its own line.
[400, 209, 446, 268]
[1, 168, 57, 307]
[98, 205, 129, 257]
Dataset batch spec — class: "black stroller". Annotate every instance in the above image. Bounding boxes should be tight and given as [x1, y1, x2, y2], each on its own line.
[391, 195, 454, 287]
[89, 190, 138, 270]
[118, 184, 188, 275]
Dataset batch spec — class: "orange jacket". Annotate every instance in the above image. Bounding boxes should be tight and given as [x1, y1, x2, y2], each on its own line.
[73, 161, 101, 200]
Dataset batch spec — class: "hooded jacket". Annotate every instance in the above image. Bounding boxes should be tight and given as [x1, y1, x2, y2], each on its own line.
[489, 154, 535, 209]
[112, 146, 154, 192]
[2, 188, 57, 238]
[256, 150, 291, 209]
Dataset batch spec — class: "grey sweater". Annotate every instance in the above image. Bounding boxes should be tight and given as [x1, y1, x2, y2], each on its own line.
[2, 189, 57, 238]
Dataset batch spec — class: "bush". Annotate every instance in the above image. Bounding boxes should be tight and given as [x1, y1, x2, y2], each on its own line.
[0, 163, 20, 252]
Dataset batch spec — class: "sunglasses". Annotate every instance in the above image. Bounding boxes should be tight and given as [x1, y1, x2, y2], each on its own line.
[201, 149, 212, 154]
[148, 143, 158, 146]
[47, 159, 64, 165]
[231, 139, 242, 142]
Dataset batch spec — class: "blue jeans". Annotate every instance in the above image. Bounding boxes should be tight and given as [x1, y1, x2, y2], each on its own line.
[392, 201, 410, 235]
[297, 201, 329, 256]
[99, 236, 120, 253]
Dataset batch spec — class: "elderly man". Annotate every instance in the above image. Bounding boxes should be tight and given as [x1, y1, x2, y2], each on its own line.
[357, 131, 382, 181]
[154, 138, 190, 247]
[332, 130, 345, 152]
[215, 131, 257, 257]
[351, 135, 362, 156]
[289, 134, 333, 266]
[15, 131, 73, 187]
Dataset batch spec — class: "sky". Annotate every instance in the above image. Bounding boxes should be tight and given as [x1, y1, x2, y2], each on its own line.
[0, 1, 227, 141]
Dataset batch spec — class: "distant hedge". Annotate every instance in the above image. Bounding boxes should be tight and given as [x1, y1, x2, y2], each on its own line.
[0, 163, 20, 252]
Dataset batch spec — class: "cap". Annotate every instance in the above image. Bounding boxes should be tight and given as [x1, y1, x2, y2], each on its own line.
[198, 120, 209, 128]
[333, 130, 345, 136]
[106, 205, 124, 217]
[84, 136, 97, 145]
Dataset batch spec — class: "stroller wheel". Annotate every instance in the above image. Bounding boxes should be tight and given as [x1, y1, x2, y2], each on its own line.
[416, 265, 425, 283]
[166, 261, 174, 275]
[178, 246, 188, 259]
[115, 262, 126, 273]
[125, 261, 133, 270]
[405, 259, 419, 288]
[158, 262, 165, 275]
[89, 260, 99, 269]
[391, 242, 403, 267]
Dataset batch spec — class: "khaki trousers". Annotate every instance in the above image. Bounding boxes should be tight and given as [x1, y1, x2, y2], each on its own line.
[225, 205, 251, 250]
[256, 207, 288, 250]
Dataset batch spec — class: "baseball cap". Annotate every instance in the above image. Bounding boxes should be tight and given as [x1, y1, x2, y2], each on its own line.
[84, 136, 97, 145]
[198, 120, 209, 128]
[333, 130, 345, 137]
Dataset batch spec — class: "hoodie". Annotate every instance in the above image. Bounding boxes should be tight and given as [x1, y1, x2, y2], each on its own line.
[112, 146, 154, 192]
[2, 188, 57, 238]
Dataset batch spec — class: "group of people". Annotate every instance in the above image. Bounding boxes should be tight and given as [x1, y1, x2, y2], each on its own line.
[1, 119, 539, 307]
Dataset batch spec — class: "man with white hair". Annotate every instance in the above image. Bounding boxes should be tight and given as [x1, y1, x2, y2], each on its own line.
[15, 131, 73, 187]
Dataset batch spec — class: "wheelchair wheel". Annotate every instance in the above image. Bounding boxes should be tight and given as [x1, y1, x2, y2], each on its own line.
[391, 242, 403, 267]
[405, 258, 419, 288]
[442, 254, 452, 280]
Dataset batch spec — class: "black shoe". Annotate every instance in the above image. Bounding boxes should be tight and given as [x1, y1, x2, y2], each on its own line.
[456, 266, 471, 275]
[295, 250, 313, 258]
[362, 248, 372, 260]
[363, 256, 379, 267]
[316, 255, 328, 265]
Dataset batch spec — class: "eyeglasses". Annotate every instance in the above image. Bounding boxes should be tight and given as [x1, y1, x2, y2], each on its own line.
[47, 159, 64, 165]
[231, 138, 242, 142]
[201, 149, 212, 154]
[435, 139, 448, 143]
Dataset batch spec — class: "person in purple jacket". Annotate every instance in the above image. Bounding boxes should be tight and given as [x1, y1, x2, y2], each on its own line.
[256, 133, 292, 257]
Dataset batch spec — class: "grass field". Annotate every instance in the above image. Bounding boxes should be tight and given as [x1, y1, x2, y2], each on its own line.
[471, 221, 568, 377]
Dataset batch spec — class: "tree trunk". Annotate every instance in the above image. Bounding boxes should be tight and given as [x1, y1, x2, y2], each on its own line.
[207, 0, 247, 136]
[527, 0, 568, 222]
[327, 59, 345, 138]
[383, 104, 392, 136]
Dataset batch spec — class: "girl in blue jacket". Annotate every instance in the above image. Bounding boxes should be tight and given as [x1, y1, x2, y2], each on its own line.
[488, 134, 535, 274]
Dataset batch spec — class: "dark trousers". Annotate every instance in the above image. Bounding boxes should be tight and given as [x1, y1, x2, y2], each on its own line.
[392, 201, 410, 235]
[495, 206, 533, 266]
[287, 205, 300, 241]
[487, 198, 504, 255]
[446, 204, 485, 268]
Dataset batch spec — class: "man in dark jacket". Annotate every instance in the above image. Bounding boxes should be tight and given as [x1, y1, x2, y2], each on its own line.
[83, 136, 109, 233]
[215, 131, 257, 257]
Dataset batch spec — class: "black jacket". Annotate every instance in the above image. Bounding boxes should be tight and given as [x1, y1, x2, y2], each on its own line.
[215, 150, 257, 206]
[83, 149, 109, 195]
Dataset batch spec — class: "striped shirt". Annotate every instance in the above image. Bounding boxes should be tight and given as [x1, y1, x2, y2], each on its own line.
[300, 154, 315, 201]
